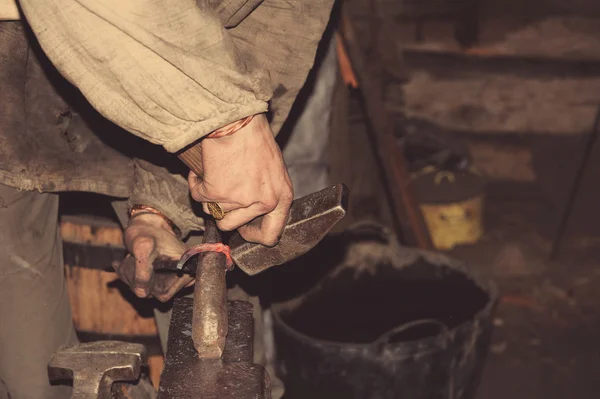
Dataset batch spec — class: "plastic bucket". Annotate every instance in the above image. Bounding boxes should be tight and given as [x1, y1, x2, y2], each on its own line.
[272, 223, 497, 399]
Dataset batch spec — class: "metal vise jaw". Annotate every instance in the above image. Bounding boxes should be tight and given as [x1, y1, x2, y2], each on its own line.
[48, 341, 155, 399]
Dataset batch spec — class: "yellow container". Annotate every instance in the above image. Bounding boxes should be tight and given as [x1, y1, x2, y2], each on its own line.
[413, 170, 485, 250]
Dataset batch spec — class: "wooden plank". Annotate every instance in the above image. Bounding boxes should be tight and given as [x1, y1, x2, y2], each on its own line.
[65, 265, 158, 336]
[403, 49, 600, 79]
[60, 217, 159, 336]
[60, 217, 124, 246]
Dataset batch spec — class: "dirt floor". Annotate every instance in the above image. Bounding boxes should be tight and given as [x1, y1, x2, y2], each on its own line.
[447, 198, 600, 399]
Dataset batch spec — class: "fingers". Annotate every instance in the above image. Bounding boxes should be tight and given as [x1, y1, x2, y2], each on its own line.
[194, 185, 293, 246]
[238, 194, 293, 246]
[201, 201, 240, 217]
[113, 255, 136, 290]
[216, 203, 269, 232]
[121, 215, 192, 301]
[119, 235, 192, 301]
[188, 171, 211, 202]
[151, 274, 194, 302]
[116, 252, 193, 301]
[189, 171, 241, 215]
[129, 233, 190, 301]
[184, 113, 295, 246]
[129, 235, 157, 298]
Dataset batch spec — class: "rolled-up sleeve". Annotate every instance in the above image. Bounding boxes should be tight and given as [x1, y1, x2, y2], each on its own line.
[19, 0, 272, 152]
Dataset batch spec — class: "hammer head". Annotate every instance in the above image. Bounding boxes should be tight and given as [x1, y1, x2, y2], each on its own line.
[48, 341, 147, 399]
[230, 184, 348, 275]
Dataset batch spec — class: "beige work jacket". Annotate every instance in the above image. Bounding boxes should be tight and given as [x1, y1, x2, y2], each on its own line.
[0, 0, 333, 235]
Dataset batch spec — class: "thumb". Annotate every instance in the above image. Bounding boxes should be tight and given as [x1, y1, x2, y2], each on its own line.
[130, 235, 158, 298]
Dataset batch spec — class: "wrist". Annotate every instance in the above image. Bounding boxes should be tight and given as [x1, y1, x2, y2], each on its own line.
[205, 114, 257, 140]
[129, 205, 181, 237]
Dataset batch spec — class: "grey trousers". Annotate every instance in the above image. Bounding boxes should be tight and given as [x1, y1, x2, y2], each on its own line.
[0, 185, 78, 399]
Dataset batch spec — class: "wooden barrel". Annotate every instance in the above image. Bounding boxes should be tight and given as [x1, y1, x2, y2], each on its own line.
[60, 215, 164, 388]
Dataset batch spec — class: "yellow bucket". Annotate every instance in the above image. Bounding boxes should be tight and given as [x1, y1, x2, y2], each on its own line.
[413, 169, 485, 250]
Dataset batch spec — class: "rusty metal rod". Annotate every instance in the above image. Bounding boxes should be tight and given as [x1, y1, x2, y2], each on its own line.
[192, 218, 228, 358]
[175, 142, 229, 358]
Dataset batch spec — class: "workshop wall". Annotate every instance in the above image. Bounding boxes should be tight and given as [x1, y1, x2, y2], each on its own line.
[334, 0, 600, 248]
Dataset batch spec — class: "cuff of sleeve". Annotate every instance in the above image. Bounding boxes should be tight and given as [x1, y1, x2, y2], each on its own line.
[127, 198, 205, 239]
[129, 159, 205, 238]
[162, 103, 268, 153]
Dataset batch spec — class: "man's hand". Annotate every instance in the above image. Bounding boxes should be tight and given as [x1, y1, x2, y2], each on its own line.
[114, 213, 193, 302]
[188, 114, 293, 246]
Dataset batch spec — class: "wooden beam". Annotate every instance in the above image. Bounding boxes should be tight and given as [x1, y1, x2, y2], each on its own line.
[338, 10, 433, 249]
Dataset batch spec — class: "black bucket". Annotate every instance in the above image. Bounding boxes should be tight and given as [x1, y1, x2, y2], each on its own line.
[271, 223, 498, 399]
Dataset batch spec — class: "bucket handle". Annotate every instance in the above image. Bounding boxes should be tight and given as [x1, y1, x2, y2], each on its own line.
[371, 319, 450, 353]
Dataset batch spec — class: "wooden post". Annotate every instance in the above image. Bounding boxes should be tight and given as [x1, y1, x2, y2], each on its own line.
[338, 10, 433, 249]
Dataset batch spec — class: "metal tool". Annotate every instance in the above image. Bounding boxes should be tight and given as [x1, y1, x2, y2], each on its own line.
[187, 184, 348, 359]
[48, 341, 150, 399]
[175, 127, 349, 359]
[153, 184, 349, 275]
[158, 298, 270, 398]
[157, 184, 348, 396]
[190, 217, 228, 358]
[159, 184, 348, 359]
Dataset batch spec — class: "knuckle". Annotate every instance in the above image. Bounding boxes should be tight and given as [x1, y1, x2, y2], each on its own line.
[151, 286, 168, 301]
[236, 191, 254, 207]
[259, 196, 278, 213]
[115, 256, 135, 282]
[135, 259, 152, 273]
[262, 233, 279, 247]
[131, 236, 155, 258]
[123, 225, 141, 245]
[188, 171, 201, 185]
[211, 186, 227, 199]
[190, 188, 205, 202]
[216, 219, 236, 232]
[134, 288, 149, 298]
[156, 294, 171, 303]
[134, 259, 153, 280]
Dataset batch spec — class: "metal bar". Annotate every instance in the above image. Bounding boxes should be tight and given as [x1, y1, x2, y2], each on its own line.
[192, 218, 228, 358]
